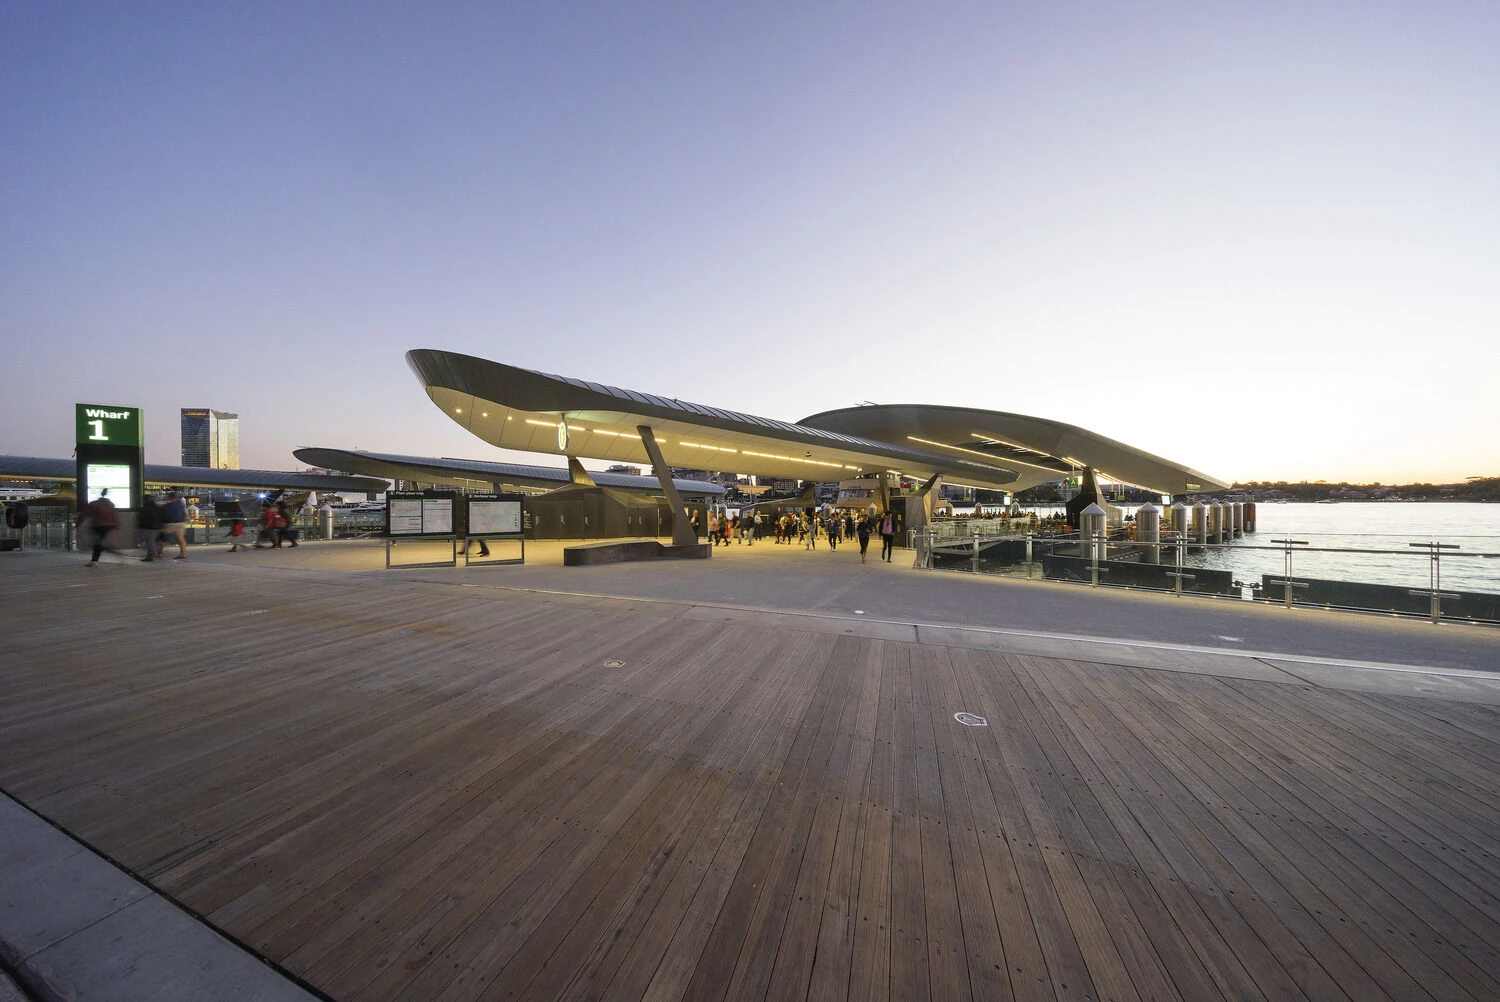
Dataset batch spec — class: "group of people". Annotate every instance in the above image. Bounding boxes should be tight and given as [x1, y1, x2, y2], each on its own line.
[243, 499, 299, 551]
[77, 488, 192, 565]
[75, 489, 301, 564]
[704, 510, 764, 546]
[705, 507, 899, 564]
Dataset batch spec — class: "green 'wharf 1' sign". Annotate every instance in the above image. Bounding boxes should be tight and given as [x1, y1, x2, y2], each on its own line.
[76, 403, 143, 447]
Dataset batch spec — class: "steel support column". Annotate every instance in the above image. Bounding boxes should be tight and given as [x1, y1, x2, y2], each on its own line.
[638, 425, 699, 547]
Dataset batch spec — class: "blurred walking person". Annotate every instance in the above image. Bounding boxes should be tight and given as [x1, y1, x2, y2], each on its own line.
[137, 494, 164, 561]
[275, 499, 299, 547]
[254, 501, 278, 548]
[159, 490, 188, 559]
[78, 489, 119, 566]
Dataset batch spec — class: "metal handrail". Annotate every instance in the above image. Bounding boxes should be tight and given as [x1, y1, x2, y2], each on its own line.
[919, 526, 1500, 624]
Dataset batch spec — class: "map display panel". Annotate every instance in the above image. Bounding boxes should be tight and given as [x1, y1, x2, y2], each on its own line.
[386, 491, 458, 536]
[388, 499, 423, 535]
[469, 498, 522, 536]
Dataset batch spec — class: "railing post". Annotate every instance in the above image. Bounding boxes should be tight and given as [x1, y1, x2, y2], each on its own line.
[1407, 540, 1459, 624]
[1269, 538, 1309, 608]
[1174, 534, 1185, 596]
[1024, 531, 1033, 581]
[971, 530, 979, 573]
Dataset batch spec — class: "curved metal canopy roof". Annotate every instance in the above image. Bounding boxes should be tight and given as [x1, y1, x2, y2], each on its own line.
[292, 448, 726, 497]
[406, 349, 1227, 494]
[799, 405, 1226, 495]
[0, 455, 389, 494]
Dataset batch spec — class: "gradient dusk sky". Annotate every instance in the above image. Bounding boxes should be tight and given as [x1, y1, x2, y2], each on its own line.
[3, 2, 1496, 486]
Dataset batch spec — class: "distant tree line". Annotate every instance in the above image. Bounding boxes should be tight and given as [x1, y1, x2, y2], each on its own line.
[1227, 478, 1500, 502]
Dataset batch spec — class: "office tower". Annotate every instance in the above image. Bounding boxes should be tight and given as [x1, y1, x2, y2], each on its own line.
[181, 409, 240, 469]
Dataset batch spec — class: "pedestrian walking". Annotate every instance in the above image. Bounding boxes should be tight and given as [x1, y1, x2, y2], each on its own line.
[857, 514, 872, 564]
[226, 517, 246, 552]
[159, 490, 188, 559]
[255, 501, 278, 548]
[137, 494, 164, 561]
[275, 499, 299, 547]
[78, 489, 120, 566]
[880, 510, 896, 562]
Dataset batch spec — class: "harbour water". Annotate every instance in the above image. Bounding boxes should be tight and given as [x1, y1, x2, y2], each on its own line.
[1184, 501, 1500, 595]
[1019, 501, 1500, 595]
[1005, 502, 1500, 595]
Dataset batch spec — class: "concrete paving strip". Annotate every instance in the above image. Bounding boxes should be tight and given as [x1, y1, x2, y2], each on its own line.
[0, 794, 323, 1002]
[912, 624, 1299, 681]
[666, 601, 1499, 696]
[677, 604, 1289, 679]
[1261, 659, 1500, 703]
[913, 622, 1500, 695]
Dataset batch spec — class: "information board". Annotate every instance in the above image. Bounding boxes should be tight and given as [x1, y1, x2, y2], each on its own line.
[468, 494, 524, 536]
[386, 491, 457, 537]
[421, 498, 453, 534]
[83, 463, 134, 505]
[75, 402, 144, 511]
[388, 499, 423, 535]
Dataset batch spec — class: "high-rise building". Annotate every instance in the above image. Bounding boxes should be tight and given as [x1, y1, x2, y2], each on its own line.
[181, 409, 240, 469]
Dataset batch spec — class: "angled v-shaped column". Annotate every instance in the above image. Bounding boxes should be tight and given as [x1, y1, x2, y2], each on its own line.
[637, 425, 699, 547]
[566, 456, 597, 485]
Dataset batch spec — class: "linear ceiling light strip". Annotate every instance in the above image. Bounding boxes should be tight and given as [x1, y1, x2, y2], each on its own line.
[906, 435, 1058, 475]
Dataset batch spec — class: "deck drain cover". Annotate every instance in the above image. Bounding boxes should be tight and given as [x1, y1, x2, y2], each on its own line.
[604, 660, 625, 668]
[954, 712, 989, 727]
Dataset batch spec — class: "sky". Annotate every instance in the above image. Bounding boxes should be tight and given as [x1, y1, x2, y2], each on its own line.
[3, 1, 1497, 486]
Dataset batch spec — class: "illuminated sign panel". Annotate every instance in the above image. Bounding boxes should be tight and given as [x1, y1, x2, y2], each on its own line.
[76, 404, 143, 446]
[75, 402, 145, 511]
[83, 464, 133, 505]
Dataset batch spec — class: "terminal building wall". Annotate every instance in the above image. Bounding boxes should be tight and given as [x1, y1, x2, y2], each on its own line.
[522, 485, 687, 541]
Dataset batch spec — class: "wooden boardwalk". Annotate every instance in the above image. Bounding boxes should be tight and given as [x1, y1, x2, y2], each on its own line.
[2, 556, 1498, 1000]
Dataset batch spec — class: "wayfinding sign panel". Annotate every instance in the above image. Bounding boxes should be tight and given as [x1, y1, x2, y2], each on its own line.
[83, 463, 134, 505]
[386, 490, 457, 537]
[388, 498, 423, 535]
[421, 497, 453, 534]
[467, 493, 524, 536]
[76, 403, 143, 447]
[75, 403, 144, 510]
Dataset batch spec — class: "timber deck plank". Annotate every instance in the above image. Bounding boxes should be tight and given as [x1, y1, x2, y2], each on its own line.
[2, 557, 1499, 1000]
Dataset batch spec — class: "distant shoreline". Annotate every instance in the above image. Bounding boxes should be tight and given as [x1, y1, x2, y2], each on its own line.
[1225, 480, 1498, 504]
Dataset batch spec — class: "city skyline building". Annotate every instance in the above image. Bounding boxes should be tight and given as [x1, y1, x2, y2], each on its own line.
[180, 409, 239, 469]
